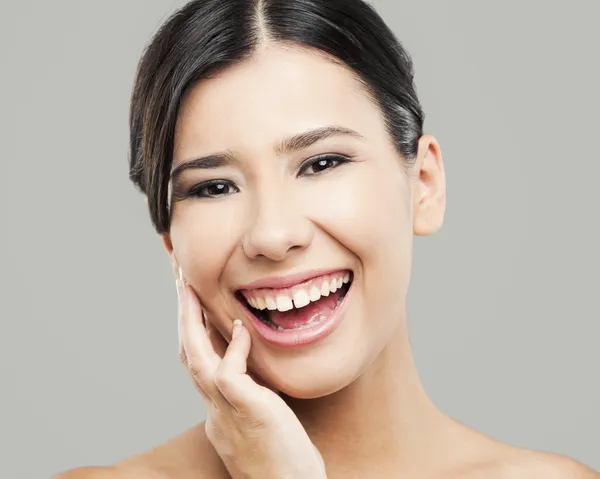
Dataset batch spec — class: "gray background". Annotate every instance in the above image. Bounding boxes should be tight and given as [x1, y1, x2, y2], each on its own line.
[0, 1, 598, 477]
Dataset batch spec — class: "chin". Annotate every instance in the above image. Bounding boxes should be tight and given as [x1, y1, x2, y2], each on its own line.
[246, 323, 373, 400]
[236, 267, 406, 400]
[262, 363, 360, 400]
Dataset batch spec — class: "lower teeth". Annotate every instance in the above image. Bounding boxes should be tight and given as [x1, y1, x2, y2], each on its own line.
[263, 294, 345, 331]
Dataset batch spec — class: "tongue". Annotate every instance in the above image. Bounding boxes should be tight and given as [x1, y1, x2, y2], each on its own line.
[268, 288, 344, 329]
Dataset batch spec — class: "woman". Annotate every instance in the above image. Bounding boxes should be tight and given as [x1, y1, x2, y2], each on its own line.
[58, 0, 598, 477]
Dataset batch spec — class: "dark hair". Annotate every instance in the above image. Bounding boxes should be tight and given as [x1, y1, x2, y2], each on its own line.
[129, 0, 425, 234]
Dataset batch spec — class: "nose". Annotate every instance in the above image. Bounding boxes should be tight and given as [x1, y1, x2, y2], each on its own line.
[242, 187, 314, 261]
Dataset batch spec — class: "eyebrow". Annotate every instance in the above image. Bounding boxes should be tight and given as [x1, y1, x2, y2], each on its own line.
[169, 125, 363, 182]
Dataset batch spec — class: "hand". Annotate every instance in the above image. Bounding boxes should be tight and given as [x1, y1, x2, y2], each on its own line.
[176, 273, 327, 479]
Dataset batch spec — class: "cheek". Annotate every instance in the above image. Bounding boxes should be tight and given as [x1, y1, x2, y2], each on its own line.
[303, 164, 413, 266]
[171, 203, 239, 294]
[303, 164, 413, 308]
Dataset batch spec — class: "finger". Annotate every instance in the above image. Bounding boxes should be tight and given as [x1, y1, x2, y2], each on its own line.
[222, 320, 251, 374]
[179, 283, 221, 369]
[178, 281, 225, 406]
[178, 286, 214, 405]
[214, 320, 266, 409]
[178, 342, 217, 409]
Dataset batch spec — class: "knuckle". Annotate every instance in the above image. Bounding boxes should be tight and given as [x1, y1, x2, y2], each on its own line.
[184, 357, 206, 386]
[190, 364, 204, 385]
[244, 415, 267, 432]
[205, 419, 226, 444]
[212, 368, 234, 389]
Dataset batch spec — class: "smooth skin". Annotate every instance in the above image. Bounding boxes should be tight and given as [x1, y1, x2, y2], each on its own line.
[56, 43, 599, 478]
[175, 278, 326, 478]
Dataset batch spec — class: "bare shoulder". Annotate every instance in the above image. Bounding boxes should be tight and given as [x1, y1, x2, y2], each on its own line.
[51, 466, 139, 479]
[512, 450, 600, 479]
[441, 427, 599, 479]
[470, 448, 600, 479]
[54, 422, 229, 479]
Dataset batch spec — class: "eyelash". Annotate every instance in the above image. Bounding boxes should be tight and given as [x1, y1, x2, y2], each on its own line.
[186, 154, 354, 199]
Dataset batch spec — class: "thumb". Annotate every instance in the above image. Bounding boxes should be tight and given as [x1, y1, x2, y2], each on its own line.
[222, 319, 251, 374]
[213, 320, 256, 407]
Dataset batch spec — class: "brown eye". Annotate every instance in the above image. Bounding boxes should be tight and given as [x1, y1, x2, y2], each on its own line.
[298, 154, 351, 176]
[188, 180, 239, 199]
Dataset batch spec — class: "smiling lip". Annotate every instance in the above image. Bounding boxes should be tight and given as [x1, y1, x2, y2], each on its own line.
[236, 268, 350, 291]
[238, 279, 353, 348]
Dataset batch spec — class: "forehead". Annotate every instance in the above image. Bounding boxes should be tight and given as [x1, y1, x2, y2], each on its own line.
[174, 45, 384, 159]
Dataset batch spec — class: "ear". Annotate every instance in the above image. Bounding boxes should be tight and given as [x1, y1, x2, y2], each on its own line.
[412, 134, 446, 236]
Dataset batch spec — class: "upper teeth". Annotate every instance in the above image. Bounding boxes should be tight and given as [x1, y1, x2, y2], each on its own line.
[243, 272, 351, 312]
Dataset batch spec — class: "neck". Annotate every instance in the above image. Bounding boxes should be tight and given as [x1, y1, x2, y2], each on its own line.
[282, 322, 456, 474]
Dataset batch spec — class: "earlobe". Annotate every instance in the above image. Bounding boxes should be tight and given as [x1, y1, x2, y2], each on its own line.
[161, 233, 174, 254]
[412, 134, 446, 236]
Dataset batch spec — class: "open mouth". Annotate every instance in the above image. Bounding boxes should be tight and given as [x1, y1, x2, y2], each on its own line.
[235, 271, 353, 332]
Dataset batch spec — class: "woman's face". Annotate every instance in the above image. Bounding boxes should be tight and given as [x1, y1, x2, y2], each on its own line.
[164, 44, 444, 398]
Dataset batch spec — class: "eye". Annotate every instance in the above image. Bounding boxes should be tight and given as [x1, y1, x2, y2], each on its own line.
[298, 154, 352, 176]
[188, 180, 239, 199]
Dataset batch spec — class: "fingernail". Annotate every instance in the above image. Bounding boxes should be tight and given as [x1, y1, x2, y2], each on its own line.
[175, 279, 185, 303]
[175, 265, 186, 302]
[232, 319, 242, 339]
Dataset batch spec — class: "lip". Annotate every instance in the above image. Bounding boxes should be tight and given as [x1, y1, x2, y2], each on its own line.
[236, 268, 351, 291]
[237, 277, 353, 348]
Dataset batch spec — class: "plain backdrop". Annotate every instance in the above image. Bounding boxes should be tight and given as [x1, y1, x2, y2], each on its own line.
[0, 1, 598, 477]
